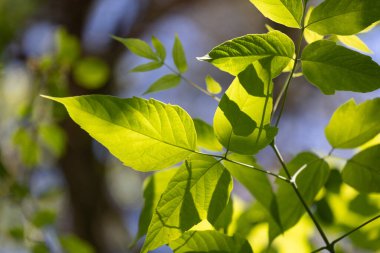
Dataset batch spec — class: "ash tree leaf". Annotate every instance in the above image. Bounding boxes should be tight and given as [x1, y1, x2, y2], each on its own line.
[129, 61, 163, 72]
[169, 230, 253, 253]
[113, 37, 158, 60]
[198, 31, 294, 76]
[342, 145, 380, 193]
[42, 95, 196, 172]
[152, 36, 166, 61]
[143, 74, 181, 94]
[249, 0, 303, 28]
[304, 6, 324, 44]
[336, 35, 373, 54]
[306, 0, 380, 35]
[205, 75, 222, 94]
[133, 168, 178, 245]
[172, 35, 188, 73]
[301, 40, 380, 94]
[214, 59, 278, 155]
[269, 152, 330, 241]
[325, 98, 380, 149]
[193, 118, 223, 151]
[141, 155, 232, 253]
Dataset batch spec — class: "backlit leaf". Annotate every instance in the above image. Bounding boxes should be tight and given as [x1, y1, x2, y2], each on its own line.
[114, 37, 158, 60]
[133, 168, 178, 244]
[249, 0, 303, 28]
[198, 31, 294, 76]
[304, 6, 323, 44]
[301, 40, 380, 94]
[342, 145, 380, 193]
[269, 152, 329, 240]
[214, 60, 277, 155]
[141, 155, 232, 253]
[169, 230, 253, 253]
[129, 61, 163, 72]
[43, 95, 196, 171]
[307, 0, 380, 35]
[144, 74, 181, 94]
[337, 35, 373, 54]
[193, 118, 223, 151]
[205, 75, 222, 94]
[152, 36, 166, 61]
[325, 98, 380, 149]
[172, 35, 188, 73]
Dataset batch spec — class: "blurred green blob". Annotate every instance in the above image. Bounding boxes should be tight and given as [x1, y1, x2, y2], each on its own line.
[315, 198, 334, 225]
[56, 28, 80, 66]
[73, 57, 110, 89]
[324, 169, 342, 193]
[38, 124, 66, 157]
[60, 235, 95, 253]
[12, 127, 41, 167]
[32, 209, 57, 228]
[32, 243, 49, 253]
[7, 226, 24, 241]
[349, 194, 379, 216]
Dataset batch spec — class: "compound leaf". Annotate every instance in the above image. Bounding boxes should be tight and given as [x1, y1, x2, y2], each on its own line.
[342, 145, 380, 193]
[43, 95, 196, 172]
[169, 230, 253, 253]
[307, 0, 380, 35]
[301, 40, 380, 94]
[325, 98, 380, 149]
[249, 0, 303, 28]
[198, 31, 294, 76]
[142, 155, 232, 252]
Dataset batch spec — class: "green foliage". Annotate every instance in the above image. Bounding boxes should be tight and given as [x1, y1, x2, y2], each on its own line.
[342, 145, 380, 193]
[73, 57, 110, 89]
[43, 95, 196, 171]
[325, 98, 380, 149]
[42, 0, 380, 252]
[306, 0, 380, 35]
[301, 40, 380, 94]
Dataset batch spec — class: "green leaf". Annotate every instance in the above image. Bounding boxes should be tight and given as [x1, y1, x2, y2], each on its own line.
[8, 227, 24, 241]
[129, 61, 163, 72]
[301, 40, 380, 94]
[214, 60, 277, 155]
[304, 6, 324, 44]
[337, 35, 373, 54]
[152, 36, 166, 61]
[43, 95, 196, 171]
[325, 98, 380, 149]
[12, 127, 41, 167]
[60, 235, 95, 253]
[172, 35, 188, 73]
[198, 31, 294, 76]
[342, 145, 380, 193]
[32, 210, 56, 228]
[133, 168, 178, 244]
[114, 37, 158, 60]
[56, 28, 80, 65]
[38, 124, 66, 157]
[213, 197, 233, 232]
[193, 118, 223, 151]
[307, 0, 380, 35]
[73, 57, 110, 89]
[143, 74, 181, 94]
[141, 155, 232, 253]
[249, 0, 303, 28]
[205, 75, 222, 94]
[269, 152, 329, 240]
[169, 230, 253, 253]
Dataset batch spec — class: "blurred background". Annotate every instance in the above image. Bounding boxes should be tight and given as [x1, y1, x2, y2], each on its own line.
[0, 0, 380, 252]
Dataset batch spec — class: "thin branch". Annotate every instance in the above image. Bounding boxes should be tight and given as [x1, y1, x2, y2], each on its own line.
[164, 63, 220, 102]
[270, 143, 331, 248]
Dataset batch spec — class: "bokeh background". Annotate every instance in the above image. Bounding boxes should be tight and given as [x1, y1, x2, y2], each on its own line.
[1, 0, 380, 252]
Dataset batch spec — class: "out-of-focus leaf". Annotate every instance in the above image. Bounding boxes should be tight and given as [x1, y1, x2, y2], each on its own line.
[172, 35, 187, 73]
[349, 194, 379, 216]
[143, 74, 181, 94]
[42, 95, 197, 172]
[73, 57, 110, 89]
[342, 144, 380, 193]
[213, 197, 234, 232]
[152, 36, 166, 61]
[8, 227, 24, 241]
[56, 28, 80, 65]
[114, 37, 158, 60]
[205, 75, 222, 94]
[38, 124, 66, 157]
[12, 127, 40, 167]
[32, 210, 56, 228]
[60, 235, 95, 253]
[129, 61, 163, 72]
[193, 118, 223, 151]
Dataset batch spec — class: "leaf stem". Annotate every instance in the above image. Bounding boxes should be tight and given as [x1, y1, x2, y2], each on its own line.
[163, 63, 220, 101]
[312, 214, 380, 253]
[270, 143, 331, 249]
